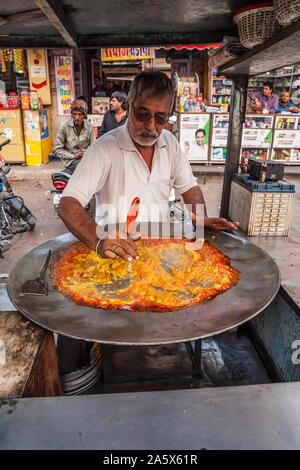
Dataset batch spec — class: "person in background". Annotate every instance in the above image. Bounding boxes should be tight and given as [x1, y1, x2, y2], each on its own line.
[92, 76, 107, 97]
[54, 99, 95, 171]
[248, 82, 279, 114]
[276, 90, 299, 114]
[98, 91, 127, 137]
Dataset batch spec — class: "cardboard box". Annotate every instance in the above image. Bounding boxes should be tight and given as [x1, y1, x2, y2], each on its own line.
[22, 109, 52, 165]
[0, 143, 25, 163]
[91, 97, 109, 114]
[0, 109, 25, 162]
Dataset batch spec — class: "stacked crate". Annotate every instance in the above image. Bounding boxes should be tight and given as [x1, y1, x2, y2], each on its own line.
[229, 174, 295, 236]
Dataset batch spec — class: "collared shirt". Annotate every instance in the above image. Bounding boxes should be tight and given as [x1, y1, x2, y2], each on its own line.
[276, 101, 298, 113]
[249, 91, 279, 114]
[62, 123, 198, 224]
[98, 109, 127, 137]
[54, 117, 96, 168]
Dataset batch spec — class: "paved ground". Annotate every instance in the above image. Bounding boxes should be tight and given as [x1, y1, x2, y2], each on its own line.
[1, 161, 300, 274]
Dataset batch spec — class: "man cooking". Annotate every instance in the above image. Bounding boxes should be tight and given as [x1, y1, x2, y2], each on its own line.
[58, 71, 238, 261]
[276, 90, 299, 114]
[248, 82, 279, 114]
[54, 99, 95, 171]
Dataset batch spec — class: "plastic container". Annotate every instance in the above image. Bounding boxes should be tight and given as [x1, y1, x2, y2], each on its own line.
[0, 92, 8, 108]
[273, 0, 300, 26]
[233, 3, 278, 49]
[229, 174, 295, 236]
[30, 90, 39, 110]
[8, 92, 19, 109]
[21, 89, 30, 110]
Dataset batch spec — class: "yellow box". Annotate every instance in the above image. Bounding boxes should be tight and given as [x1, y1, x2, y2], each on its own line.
[23, 108, 52, 165]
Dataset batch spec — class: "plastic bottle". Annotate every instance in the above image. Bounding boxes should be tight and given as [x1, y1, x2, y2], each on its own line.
[8, 92, 19, 109]
[30, 90, 39, 110]
[21, 89, 30, 110]
[1, 93, 8, 108]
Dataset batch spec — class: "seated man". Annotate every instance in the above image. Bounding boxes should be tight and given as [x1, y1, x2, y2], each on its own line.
[54, 99, 95, 171]
[59, 71, 238, 261]
[98, 91, 127, 137]
[277, 90, 299, 114]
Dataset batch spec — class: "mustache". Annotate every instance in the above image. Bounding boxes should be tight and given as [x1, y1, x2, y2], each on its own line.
[137, 129, 159, 139]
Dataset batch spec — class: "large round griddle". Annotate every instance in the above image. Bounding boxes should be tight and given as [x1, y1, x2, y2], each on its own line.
[7, 227, 280, 345]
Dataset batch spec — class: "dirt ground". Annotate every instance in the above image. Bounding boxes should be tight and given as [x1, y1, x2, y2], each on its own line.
[1, 176, 67, 274]
[1, 166, 299, 275]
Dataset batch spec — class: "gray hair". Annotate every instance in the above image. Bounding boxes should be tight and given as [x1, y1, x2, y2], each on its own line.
[128, 70, 175, 112]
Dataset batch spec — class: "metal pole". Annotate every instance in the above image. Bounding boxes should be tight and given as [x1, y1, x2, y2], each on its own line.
[219, 76, 248, 218]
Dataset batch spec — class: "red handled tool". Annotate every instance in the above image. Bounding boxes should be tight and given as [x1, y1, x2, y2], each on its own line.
[124, 197, 140, 274]
[124, 197, 140, 235]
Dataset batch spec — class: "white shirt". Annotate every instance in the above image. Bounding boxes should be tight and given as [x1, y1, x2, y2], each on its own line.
[62, 123, 197, 224]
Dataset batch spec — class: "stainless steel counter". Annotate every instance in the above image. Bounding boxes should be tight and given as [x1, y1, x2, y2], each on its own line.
[1, 382, 300, 450]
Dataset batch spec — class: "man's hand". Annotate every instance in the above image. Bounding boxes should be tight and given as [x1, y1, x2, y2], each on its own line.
[74, 150, 84, 159]
[99, 229, 140, 261]
[204, 217, 239, 231]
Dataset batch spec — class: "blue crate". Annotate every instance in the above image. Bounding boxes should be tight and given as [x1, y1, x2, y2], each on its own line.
[232, 174, 295, 193]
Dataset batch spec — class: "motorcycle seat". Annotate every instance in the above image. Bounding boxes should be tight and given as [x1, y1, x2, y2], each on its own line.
[52, 170, 73, 180]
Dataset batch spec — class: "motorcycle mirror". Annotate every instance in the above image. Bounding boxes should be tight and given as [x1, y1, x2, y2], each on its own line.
[168, 115, 177, 125]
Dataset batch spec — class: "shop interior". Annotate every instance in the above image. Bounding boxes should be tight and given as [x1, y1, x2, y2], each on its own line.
[1, 45, 300, 166]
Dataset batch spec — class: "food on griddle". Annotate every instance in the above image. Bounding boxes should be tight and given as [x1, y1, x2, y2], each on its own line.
[51, 238, 239, 311]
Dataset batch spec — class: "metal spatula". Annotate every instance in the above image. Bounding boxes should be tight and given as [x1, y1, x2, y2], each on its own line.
[21, 250, 52, 296]
[95, 198, 140, 293]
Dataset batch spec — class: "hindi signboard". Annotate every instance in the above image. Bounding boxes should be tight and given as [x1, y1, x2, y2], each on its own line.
[101, 47, 154, 62]
[54, 56, 75, 116]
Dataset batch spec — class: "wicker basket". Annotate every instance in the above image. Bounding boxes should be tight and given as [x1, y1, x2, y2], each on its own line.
[233, 2, 277, 49]
[273, 0, 300, 26]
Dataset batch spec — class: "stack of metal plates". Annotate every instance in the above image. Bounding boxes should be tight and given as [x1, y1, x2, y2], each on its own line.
[60, 343, 102, 396]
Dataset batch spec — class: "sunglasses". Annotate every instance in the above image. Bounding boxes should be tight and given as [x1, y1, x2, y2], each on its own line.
[131, 103, 169, 125]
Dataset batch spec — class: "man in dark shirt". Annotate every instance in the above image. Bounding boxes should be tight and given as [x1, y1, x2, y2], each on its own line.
[98, 91, 127, 137]
[92, 76, 107, 97]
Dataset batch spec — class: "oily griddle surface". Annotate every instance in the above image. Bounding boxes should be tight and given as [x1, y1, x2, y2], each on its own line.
[7, 229, 280, 345]
[50, 238, 239, 312]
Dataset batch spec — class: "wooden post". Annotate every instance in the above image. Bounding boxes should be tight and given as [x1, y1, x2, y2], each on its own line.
[219, 76, 248, 218]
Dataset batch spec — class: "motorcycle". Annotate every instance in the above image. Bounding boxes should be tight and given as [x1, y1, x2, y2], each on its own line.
[51, 166, 95, 217]
[0, 138, 36, 257]
[51, 167, 74, 210]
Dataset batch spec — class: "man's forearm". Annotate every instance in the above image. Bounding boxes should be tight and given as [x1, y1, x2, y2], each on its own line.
[182, 185, 207, 218]
[58, 196, 98, 251]
[182, 185, 239, 231]
[55, 148, 76, 161]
